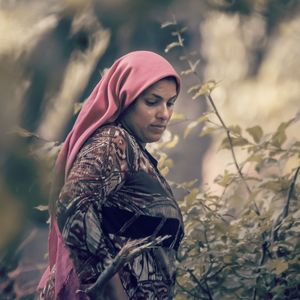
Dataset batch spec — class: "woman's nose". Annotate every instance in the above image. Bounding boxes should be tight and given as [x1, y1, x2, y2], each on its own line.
[156, 104, 170, 120]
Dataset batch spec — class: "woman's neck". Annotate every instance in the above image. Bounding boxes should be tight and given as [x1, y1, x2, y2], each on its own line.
[117, 121, 146, 149]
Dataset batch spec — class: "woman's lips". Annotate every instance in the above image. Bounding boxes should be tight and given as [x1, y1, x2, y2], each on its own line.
[150, 124, 166, 132]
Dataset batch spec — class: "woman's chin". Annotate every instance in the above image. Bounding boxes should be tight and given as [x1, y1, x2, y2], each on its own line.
[147, 133, 164, 143]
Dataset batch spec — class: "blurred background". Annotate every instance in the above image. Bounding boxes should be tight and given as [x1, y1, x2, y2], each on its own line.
[0, 0, 299, 298]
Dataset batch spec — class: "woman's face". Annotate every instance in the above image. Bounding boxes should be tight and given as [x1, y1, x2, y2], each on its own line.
[121, 78, 178, 144]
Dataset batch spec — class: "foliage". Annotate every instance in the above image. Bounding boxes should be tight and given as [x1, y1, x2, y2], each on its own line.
[160, 19, 300, 300]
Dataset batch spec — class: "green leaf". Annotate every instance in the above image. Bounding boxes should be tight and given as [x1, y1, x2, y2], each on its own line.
[271, 123, 287, 147]
[246, 126, 263, 143]
[229, 125, 242, 136]
[214, 170, 234, 187]
[270, 116, 298, 148]
[246, 154, 265, 163]
[219, 136, 249, 150]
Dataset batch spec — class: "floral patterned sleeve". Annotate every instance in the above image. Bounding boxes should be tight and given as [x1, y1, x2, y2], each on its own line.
[56, 126, 130, 283]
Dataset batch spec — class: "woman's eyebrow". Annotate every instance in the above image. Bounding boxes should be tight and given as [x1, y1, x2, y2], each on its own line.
[150, 93, 178, 100]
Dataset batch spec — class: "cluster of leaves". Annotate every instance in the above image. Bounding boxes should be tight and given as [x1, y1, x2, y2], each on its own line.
[160, 19, 300, 300]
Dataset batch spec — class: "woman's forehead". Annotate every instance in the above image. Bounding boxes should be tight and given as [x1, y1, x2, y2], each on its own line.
[141, 78, 177, 96]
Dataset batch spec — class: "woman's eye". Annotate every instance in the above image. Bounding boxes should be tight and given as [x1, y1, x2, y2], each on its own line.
[145, 99, 158, 106]
[167, 101, 175, 107]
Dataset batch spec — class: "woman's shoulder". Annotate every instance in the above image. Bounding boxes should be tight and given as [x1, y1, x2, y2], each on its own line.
[93, 124, 139, 168]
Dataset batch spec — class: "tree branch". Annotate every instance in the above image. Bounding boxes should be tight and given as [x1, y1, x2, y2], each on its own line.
[77, 235, 169, 299]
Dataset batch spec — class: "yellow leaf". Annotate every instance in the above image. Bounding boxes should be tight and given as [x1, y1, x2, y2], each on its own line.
[165, 135, 179, 149]
[192, 80, 218, 98]
[160, 19, 177, 28]
[73, 102, 83, 115]
[199, 125, 218, 137]
[267, 259, 289, 275]
[160, 166, 169, 176]
[188, 84, 202, 94]
[170, 112, 186, 121]
[164, 41, 183, 53]
[184, 121, 199, 138]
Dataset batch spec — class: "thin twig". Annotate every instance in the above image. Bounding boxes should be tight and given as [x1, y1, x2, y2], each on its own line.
[176, 279, 202, 299]
[272, 166, 300, 242]
[252, 240, 269, 300]
[206, 94, 260, 216]
[187, 269, 210, 296]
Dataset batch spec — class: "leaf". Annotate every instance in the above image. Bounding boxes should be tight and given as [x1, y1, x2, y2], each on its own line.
[229, 125, 242, 136]
[259, 179, 288, 192]
[267, 259, 289, 275]
[180, 69, 194, 76]
[271, 116, 298, 148]
[181, 60, 200, 76]
[34, 205, 48, 211]
[199, 125, 219, 137]
[223, 255, 232, 264]
[192, 80, 218, 99]
[184, 121, 199, 138]
[188, 84, 202, 94]
[165, 135, 179, 149]
[184, 114, 211, 138]
[73, 102, 83, 115]
[214, 170, 234, 187]
[170, 112, 186, 121]
[271, 123, 288, 147]
[176, 179, 198, 190]
[160, 166, 169, 177]
[160, 20, 177, 28]
[246, 154, 265, 163]
[246, 126, 263, 143]
[164, 41, 183, 53]
[158, 153, 174, 171]
[219, 136, 249, 150]
[12, 126, 39, 139]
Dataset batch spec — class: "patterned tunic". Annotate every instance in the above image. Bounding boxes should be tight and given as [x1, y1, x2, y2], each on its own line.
[56, 124, 184, 299]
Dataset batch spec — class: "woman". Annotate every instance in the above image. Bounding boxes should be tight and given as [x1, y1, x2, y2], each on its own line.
[38, 51, 184, 299]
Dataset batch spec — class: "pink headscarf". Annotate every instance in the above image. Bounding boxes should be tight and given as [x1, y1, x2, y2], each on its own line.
[38, 51, 180, 299]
